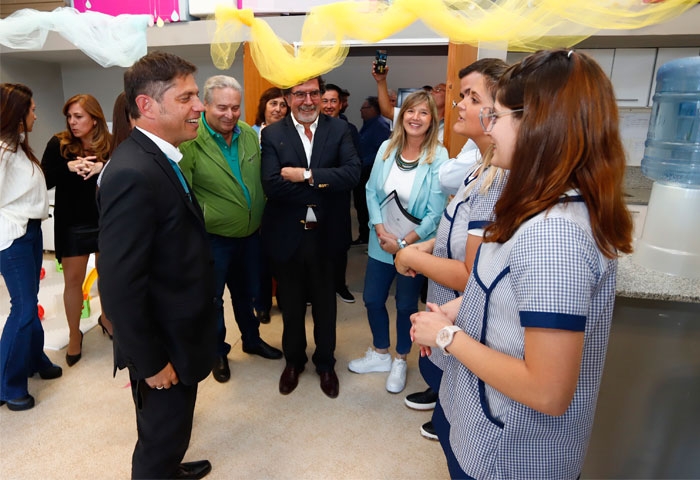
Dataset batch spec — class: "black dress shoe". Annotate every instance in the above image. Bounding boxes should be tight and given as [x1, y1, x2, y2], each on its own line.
[279, 365, 303, 395]
[350, 237, 368, 246]
[3, 394, 35, 411]
[38, 363, 63, 380]
[242, 340, 283, 359]
[211, 355, 230, 383]
[319, 370, 339, 398]
[174, 459, 212, 479]
[255, 309, 271, 324]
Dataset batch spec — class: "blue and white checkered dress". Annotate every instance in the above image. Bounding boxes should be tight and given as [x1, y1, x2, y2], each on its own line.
[427, 167, 508, 307]
[428, 167, 507, 372]
[440, 195, 616, 479]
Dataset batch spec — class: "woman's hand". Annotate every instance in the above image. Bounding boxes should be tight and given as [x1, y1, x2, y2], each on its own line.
[411, 302, 453, 356]
[378, 231, 399, 254]
[374, 224, 399, 254]
[394, 248, 418, 277]
[68, 156, 98, 179]
[81, 159, 104, 180]
[67, 159, 85, 174]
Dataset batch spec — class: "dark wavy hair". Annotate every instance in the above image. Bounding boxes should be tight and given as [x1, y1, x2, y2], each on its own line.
[254, 87, 288, 127]
[0, 83, 39, 166]
[485, 49, 633, 258]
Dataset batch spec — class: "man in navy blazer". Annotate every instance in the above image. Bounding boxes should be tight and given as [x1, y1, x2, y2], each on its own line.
[260, 76, 360, 398]
[98, 52, 216, 479]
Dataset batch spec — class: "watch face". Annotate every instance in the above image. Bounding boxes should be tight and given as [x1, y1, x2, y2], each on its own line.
[437, 328, 451, 348]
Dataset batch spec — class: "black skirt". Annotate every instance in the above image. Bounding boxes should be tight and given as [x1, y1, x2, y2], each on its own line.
[55, 224, 99, 262]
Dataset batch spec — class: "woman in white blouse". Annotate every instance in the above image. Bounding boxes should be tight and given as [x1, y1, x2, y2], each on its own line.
[0, 83, 62, 412]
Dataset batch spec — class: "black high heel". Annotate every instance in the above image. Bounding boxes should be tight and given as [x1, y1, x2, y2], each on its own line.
[98, 315, 113, 340]
[66, 331, 83, 367]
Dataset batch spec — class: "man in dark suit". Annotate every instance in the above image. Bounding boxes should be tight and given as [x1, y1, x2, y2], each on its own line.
[260, 76, 360, 399]
[97, 51, 216, 479]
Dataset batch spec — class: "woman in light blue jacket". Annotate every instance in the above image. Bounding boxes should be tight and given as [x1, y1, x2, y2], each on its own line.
[349, 90, 447, 394]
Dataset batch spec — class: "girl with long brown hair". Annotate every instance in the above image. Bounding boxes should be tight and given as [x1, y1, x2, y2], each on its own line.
[411, 49, 633, 479]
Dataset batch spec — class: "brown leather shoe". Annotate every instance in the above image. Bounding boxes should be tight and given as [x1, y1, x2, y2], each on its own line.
[279, 365, 303, 395]
[319, 370, 339, 398]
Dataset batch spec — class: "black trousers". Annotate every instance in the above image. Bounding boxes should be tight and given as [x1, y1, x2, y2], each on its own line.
[352, 167, 372, 242]
[271, 230, 337, 372]
[129, 374, 198, 479]
[334, 251, 348, 292]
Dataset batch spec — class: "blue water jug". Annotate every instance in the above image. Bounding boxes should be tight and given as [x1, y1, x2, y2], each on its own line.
[641, 56, 700, 187]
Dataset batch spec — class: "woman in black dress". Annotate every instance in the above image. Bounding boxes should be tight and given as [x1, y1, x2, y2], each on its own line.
[41, 94, 111, 366]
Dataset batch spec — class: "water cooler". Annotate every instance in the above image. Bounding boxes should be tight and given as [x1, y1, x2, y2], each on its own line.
[635, 56, 700, 279]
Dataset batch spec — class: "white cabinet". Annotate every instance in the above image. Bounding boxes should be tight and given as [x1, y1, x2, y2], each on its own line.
[579, 49, 615, 78]
[610, 48, 657, 108]
[627, 204, 648, 243]
[648, 47, 700, 106]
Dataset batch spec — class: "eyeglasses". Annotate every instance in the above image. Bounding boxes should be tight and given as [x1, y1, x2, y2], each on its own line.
[479, 106, 524, 133]
[290, 90, 321, 101]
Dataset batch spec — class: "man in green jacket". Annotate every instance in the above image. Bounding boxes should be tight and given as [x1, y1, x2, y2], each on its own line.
[180, 75, 282, 384]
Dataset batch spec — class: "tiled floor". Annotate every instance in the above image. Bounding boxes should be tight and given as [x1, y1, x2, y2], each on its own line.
[0, 244, 449, 479]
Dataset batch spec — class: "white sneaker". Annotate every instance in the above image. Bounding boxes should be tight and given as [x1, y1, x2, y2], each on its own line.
[386, 358, 407, 393]
[348, 348, 392, 374]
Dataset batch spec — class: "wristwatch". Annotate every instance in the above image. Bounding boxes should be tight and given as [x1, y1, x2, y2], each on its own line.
[303, 169, 312, 182]
[397, 238, 407, 249]
[436, 325, 462, 354]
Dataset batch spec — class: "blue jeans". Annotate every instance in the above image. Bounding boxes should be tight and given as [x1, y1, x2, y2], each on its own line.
[362, 256, 424, 355]
[209, 232, 263, 355]
[0, 220, 53, 401]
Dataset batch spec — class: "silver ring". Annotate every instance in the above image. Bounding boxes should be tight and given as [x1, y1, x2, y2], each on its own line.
[156, 386, 164, 390]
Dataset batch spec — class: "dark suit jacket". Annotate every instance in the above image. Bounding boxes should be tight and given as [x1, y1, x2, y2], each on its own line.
[97, 129, 217, 385]
[260, 114, 360, 263]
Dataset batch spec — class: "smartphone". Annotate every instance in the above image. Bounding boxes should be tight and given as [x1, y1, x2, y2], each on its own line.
[374, 49, 388, 74]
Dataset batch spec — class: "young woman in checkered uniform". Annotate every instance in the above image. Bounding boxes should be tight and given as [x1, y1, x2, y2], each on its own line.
[411, 49, 634, 479]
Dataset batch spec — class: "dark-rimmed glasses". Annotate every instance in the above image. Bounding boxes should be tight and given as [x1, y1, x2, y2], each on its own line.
[479, 106, 524, 133]
[290, 90, 321, 101]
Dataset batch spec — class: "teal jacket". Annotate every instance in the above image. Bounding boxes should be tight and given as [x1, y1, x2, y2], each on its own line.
[180, 119, 264, 237]
[366, 140, 448, 265]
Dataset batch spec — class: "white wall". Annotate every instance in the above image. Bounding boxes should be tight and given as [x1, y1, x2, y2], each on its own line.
[59, 55, 246, 124]
[324, 53, 448, 128]
[1, 58, 66, 157]
[3, 48, 445, 147]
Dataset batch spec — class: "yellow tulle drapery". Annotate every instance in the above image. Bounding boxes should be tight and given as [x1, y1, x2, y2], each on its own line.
[211, 0, 695, 88]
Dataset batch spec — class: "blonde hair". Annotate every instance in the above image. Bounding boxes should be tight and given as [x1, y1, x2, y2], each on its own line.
[462, 146, 506, 199]
[382, 90, 441, 165]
